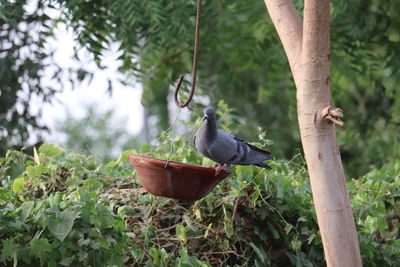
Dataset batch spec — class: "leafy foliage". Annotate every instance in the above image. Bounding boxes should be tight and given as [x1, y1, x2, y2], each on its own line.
[0, 146, 130, 266]
[0, 0, 57, 153]
[1, 0, 399, 178]
[331, 0, 400, 177]
[0, 0, 91, 154]
[0, 111, 398, 266]
[349, 162, 400, 265]
[56, 0, 400, 178]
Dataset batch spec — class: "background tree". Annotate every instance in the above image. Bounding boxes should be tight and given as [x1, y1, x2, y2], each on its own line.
[1, 0, 398, 177]
[0, 0, 57, 153]
[57, 0, 400, 177]
[0, 0, 90, 155]
[57, 105, 140, 161]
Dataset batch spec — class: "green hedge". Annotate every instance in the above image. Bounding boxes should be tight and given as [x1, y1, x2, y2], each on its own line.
[0, 142, 399, 266]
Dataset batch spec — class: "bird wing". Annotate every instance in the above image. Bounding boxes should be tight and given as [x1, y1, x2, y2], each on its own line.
[201, 130, 237, 164]
[207, 130, 271, 165]
[228, 132, 271, 156]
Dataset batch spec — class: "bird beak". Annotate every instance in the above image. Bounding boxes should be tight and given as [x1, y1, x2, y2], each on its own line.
[203, 115, 208, 121]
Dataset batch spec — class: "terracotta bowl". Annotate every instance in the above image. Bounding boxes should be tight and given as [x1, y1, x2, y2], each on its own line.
[128, 155, 230, 201]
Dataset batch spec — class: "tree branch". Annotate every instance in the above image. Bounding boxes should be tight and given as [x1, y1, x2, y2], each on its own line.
[263, 0, 303, 71]
[321, 106, 344, 126]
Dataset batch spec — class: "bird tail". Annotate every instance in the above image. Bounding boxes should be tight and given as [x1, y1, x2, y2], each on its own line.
[255, 162, 272, 169]
[246, 143, 272, 160]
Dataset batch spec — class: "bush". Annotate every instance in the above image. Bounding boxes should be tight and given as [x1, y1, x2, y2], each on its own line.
[0, 140, 398, 266]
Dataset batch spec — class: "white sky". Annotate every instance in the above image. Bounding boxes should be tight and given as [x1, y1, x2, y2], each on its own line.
[35, 24, 144, 144]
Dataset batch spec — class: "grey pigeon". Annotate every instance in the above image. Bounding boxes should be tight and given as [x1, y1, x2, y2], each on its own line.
[193, 107, 272, 169]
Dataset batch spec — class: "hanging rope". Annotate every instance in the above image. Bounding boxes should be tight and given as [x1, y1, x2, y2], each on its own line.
[174, 0, 202, 108]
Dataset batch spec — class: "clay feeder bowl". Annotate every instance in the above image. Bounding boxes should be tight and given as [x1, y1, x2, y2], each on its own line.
[128, 155, 230, 201]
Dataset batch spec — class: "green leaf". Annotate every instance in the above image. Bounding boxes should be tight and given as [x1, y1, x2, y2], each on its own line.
[49, 192, 63, 207]
[178, 248, 189, 261]
[290, 239, 302, 251]
[82, 178, 104, 191]
[0, 188, 12, 203]
[131, 246, 144, 262]
[249, 242, 267, 264]
[25, 165, 44, 179]
[176, 225, 188, 244]
[12, 177, 26, 194]
[149, 247, 160, 265]
[39, 144, 62, 157]
[1, 238, 19, 264]
[194, 209, 202, 220]
[33, 147, 40, 165]
[93, 205, 113, 229]
[77, 238, 90, 247]
[204, 223, 213, 238]
[307, 233, 317, 245]
[224, 223, 234, 238]
[116, 149, 136, 164]
[364, 215, 377, 234]
[221, 239, 230, 251]
[20, 201, 35, 221]
[30, 238, 51, 258]
[268, 223, 280, 239]
[48, 210, 80, 241]
[77, 251, 88, 262]
[59, 256, 75, 266]
[158, 248, 169, 265]
[183, 215, 196, 231]
[236, 165, 254, 178]
[285, 224, 294, 234]
[118, 205, 136, 217]
[297, 216, 307, 222]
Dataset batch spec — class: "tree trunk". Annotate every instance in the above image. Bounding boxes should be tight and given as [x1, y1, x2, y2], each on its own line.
[263, 0, 362, 266]
[141, 107, 151, 144]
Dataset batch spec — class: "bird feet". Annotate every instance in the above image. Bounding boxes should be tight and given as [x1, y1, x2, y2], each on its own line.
[215, 165, 228, 176]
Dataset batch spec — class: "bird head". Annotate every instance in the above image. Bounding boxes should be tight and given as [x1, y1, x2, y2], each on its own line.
[203, 107, 216, 121]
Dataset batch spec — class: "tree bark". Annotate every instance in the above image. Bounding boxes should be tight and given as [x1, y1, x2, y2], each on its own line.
[141, 107, 151, 144]
[263, 0, 362, 266]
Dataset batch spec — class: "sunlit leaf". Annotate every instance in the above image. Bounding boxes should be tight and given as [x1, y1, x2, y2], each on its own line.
[33, 147, 40, 165]
[12, 177, 26, 194]
[48, 210, 80, 241]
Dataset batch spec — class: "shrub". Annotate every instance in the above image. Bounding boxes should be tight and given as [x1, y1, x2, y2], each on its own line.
[0, 136, 398, 266]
